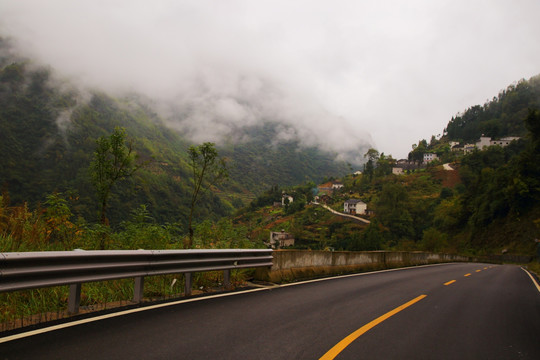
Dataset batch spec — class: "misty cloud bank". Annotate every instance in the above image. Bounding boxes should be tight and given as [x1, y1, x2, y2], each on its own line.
[161, 73, 372, 164]
[1, 0, 539, 160]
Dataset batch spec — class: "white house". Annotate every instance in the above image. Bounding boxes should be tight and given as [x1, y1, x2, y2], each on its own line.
[344, 199, 367, 215]
[476, 136, 491, 149]
[490, 137, 520, 146]
[472, 136, 520, 151]
[332, 182, 344, 190]
[392, 167, 404, 175]
[464, 144, 476, 154]
[423, 153, 438, 163]
[282, 194, 293, 206]
[268, 230, 295, 249]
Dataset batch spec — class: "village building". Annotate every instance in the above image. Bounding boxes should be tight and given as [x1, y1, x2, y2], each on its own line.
[476, 136, 491, 149]
[343, 199, 367, 215]
[268, 230, 295, 249]
[455, 136, 521, 154]
[282, 194, 293, 206]
[423, 153, 438, 163]
[464, 144, 476, 154]
[392, 167, 404, 175]
[491, 136, 520, 146]
[332, 181, 344, 190]
[451, 144, 464, 152]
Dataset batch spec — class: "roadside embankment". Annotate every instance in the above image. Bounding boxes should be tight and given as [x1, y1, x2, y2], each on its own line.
[254, 250, 470, 283]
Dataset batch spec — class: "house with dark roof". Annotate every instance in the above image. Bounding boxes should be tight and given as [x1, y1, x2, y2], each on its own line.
[343, 199, 367, 215]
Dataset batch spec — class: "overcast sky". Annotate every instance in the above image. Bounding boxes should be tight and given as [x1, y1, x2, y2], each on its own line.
[1, 0, 539, 161]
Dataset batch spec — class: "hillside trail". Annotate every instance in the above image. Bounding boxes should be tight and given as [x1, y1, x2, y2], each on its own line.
[313, 202, 370, 224]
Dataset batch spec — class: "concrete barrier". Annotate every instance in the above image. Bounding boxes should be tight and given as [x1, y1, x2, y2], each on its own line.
[254, 250, 470, 283]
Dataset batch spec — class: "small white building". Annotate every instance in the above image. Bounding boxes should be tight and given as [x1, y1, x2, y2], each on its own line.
[392, 167, 404, 175]
[282, 195, 293, 206]
[423, 153, 438, 163]
[268, 230, 295, 249]
[344, 199, 367, 215]
[332, 182, 344, 190]
[476, 136, 491, 149]
[491, 137, 520, 146]
[464, 144, 476, 154]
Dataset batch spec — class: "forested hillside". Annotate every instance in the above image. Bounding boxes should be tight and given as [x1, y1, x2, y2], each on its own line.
[445, 75, 540, 142]
[237, 77, 540, 257]
[0, 37, 348, 229]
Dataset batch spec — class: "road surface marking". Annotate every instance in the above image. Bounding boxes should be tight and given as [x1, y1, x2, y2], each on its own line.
[444, 280, 456, 286]
[521, 267, 540, 293]
[0, 287, 269, 344]
[0, 263, 454, 344]
[319, 295, 427, 360]
[464, 273, 471, 277]
[475, 270, 482, 272]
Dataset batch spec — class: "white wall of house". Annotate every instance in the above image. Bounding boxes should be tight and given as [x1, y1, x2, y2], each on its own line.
[423, 153, 438, 163]
[476, 136, 491, 149]
[491, 137, 520, 146]
[282, 195, 293, 206]
[344, 200, 366, 215]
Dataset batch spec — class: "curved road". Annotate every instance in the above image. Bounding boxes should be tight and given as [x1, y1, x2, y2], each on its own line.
[1, 263, 539, 359]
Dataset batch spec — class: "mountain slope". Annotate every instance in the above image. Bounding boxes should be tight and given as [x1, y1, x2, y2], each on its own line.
[0, 38, 349, 227]
[445, 75, 540, 142]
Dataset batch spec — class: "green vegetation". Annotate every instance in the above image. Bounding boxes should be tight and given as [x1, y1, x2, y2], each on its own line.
[187, 142, 228, 247]
[1, 35, 539, 330]
[237, 81, 540, 256]
[446, 76, 540, 142]
[90, 127, 144, 229]
[0, 39, 348, 232]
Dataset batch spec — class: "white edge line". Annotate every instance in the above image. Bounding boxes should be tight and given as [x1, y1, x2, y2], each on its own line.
[279, 262, 459, 287]
[521, 267, 540, 293]
[0, 262, 462, 344]
[0, 287, 268, 344]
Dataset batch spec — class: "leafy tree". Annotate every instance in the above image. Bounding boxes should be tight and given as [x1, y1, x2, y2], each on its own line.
[90, 127, 142, 231]
[186, 142, 228, 248]
[374, 153, 395, 177]
[420, 228, 448, 252]
[363, 148, 379, 181]
[408, 139, 427, 164]
[375, 183, 414, 241]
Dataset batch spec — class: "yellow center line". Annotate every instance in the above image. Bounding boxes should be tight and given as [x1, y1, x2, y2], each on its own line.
[319, 295, 427, 360]
[464, 273, 471, 277]
[475, 270, 482, 272]
[444, 280, 456, 286]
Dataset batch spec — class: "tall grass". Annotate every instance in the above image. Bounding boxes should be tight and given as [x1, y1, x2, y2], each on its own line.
[0, 194, 259, 333]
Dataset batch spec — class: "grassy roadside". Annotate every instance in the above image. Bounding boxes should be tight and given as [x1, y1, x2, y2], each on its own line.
[0, 269, 253, 334]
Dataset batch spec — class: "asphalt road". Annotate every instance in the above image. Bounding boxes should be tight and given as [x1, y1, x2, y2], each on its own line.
[1, 263, 539, 359]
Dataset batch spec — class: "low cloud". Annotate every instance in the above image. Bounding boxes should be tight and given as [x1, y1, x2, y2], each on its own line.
[1, 0, 539, 160]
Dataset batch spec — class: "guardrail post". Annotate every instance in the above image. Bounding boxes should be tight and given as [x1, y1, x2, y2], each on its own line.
[133, 276, 144, 303]
[68, 283, 81, 314]
[184, 272, 192, 296]
[223, 269, 231, 288]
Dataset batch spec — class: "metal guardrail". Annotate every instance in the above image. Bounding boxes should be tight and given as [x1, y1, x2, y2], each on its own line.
[0, 249, 273, 314]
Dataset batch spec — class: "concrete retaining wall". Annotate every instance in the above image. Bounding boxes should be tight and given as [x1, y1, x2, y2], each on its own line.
[254, 250, 470, 283]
